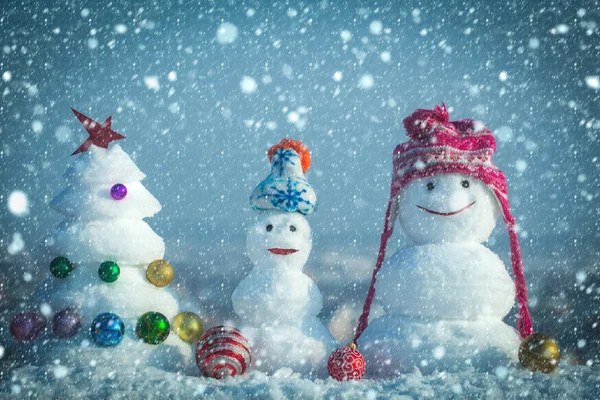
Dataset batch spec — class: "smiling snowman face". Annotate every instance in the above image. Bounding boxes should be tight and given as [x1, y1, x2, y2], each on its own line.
[247, 211, 312, 270]
[398, 174, 501, 244]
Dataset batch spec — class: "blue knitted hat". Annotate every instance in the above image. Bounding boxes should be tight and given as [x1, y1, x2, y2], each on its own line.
[250, 140, 317, 215]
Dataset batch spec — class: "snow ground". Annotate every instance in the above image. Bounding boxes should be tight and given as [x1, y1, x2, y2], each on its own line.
[0, 363, 598, 399]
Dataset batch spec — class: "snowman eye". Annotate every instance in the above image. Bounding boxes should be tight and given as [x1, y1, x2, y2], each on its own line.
[461, 180, 470, 188]
[426, 182, 435, 191]
[266, 224, 273, 232]
[289, 225, 297, 232]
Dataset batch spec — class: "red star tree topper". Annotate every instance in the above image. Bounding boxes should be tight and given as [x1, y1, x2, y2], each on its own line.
[71, 108, 126, 155]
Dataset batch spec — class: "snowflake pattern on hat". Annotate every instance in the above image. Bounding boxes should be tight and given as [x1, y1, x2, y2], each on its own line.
[250, 148, 317, 215]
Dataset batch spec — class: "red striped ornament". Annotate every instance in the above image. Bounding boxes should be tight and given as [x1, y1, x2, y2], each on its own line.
[196, 326, 251, 379]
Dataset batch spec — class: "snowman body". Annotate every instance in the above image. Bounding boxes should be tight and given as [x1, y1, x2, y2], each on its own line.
[361, 174, 521, 376]
[232, 211, 336, 376]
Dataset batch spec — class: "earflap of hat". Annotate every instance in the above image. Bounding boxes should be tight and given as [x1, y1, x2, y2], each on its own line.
[353, 183, 401, 344]
[386, 193, 399, 234]
[487, 179, 534, 339]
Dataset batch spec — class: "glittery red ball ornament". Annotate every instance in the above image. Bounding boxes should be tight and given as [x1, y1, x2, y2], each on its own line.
[327, 344, 366, 381]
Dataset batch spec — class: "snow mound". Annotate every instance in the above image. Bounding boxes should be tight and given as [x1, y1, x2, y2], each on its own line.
[0, 364, 597, 399]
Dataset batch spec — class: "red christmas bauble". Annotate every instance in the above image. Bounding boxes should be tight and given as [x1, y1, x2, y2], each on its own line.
[327, 345, 366, 381]
[196, 326, 251, 379]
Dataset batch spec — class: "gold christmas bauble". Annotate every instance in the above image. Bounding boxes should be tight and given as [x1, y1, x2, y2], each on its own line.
[172, 312, 204, 343]
[146, 259, 175, 287]
[518, 333, 560, 373]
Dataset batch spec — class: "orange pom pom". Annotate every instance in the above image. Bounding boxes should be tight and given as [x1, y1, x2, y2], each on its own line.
[267, 139, 311, 172]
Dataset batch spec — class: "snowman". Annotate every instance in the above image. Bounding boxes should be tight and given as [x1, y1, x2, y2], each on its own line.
[356, 105, 534, 376]
[232, 139, 336, 376]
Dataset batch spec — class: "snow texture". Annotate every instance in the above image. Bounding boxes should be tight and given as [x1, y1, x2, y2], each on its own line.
[0, 364, 598, 399]
[51, 181, 161, 220]
[63, 145, 146, 184]
[48, 219, 164, 265]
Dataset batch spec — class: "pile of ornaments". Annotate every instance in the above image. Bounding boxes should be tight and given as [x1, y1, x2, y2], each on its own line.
[11, 254, 252, 379]
[10, 257, 204, 348]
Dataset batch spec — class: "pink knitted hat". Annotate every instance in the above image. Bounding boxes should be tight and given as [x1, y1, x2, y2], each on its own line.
[353, 104, 534, 345]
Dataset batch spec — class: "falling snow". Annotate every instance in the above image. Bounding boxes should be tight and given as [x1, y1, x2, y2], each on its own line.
[529, 38, 541, 49]
[143, 76, 160, 91]
[240, 76, 258, 94]
[380, 51, 391, 63]
[551, 24, 570, 35]
[114, 24, 128, 34]
[7, 232, 25, 255]
[216, 22, 238, 45]
[358, 73, 375, 89]
[7, 191, 29, 217]
[54, 125, 73, 143]
[87, 37, 99, 50]
[31, 120, 43, 134]
[515, 159, 528, 173]
[340, 30, 352, 42]
[0, 1, 599, 397]
[585, 76, 600, 90]
[369, 20, 383, 35]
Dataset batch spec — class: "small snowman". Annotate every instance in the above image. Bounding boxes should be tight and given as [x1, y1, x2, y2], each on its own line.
[232, 139, 336, 376]
[356, 105, 535, 375]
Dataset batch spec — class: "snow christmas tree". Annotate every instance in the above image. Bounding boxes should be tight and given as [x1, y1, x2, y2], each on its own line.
[30, 110, 194, 370]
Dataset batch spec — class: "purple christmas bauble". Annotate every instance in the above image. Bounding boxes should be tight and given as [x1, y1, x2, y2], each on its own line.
[110, 183, 127, 200]
[52, 308, 82, 338]
[10, 312, 46, 343]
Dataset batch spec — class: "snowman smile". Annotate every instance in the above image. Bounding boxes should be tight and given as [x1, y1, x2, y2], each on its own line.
[268, 248, 299, 255]
[416, 201, 476, 216]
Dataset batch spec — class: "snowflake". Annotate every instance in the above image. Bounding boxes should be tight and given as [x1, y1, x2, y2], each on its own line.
[264, 178, 313, 213]
[271, 148, 299, 176]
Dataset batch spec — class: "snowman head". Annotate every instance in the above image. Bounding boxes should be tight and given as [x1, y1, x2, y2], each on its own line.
[398, 173, 500, 244]
[247, 211, 312, 270]
[247, 139, 316, 270]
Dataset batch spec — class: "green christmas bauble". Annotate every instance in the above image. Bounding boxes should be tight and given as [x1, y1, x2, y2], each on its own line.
[50, 256, 75, 279]
[98, 261, 120, 283]
[136, 312, 170, 345]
